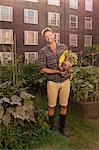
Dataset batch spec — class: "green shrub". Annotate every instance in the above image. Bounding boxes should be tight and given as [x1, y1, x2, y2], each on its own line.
[71, 66, 99, 102]
[0, 87, 49, 149]
[0, 114, 50, 149]
[78, 44, 99, 67]
[0, 57, 49, 149]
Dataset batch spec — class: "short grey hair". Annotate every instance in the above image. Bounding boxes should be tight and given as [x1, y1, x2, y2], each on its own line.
[41, 27, 53, 36]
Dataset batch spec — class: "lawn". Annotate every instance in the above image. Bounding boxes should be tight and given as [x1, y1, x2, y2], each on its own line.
[33, 92, 99, 150]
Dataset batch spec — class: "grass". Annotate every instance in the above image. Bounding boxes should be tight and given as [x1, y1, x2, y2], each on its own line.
[32, 90, 99, 150]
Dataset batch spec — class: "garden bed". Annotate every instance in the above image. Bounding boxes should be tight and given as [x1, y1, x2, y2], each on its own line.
[70, 99, 99, 120]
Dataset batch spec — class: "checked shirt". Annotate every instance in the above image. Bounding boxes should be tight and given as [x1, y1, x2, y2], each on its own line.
[39, 43, 68, 83]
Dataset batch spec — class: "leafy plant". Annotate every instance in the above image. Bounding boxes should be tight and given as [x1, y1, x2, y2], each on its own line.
[0, 110, 49, 149]
[0, 89, 35, 126]
[78, 44, 99, 67]
[71, 66, 99, 102]
[0, 53, 50, 149]
[22, 60, 47, 90]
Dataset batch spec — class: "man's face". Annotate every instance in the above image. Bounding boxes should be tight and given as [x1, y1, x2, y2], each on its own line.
[44, 31, 55, 44]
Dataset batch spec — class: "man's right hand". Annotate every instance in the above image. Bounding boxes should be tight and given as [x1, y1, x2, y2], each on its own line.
[58, 70, 66, 77]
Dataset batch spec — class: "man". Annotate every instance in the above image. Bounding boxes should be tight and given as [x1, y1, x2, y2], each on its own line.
[39, 27, 71, 136]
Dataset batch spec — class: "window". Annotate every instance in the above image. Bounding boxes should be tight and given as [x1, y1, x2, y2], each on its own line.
[48, 12, 60, 26]
[0, 29, 13, 44]
[0, 52, 13, 66]
[69, 15, 78, 28]
[25, 52, 38, 64]
[24, 0, 38, 2]
[24, 9, 38, 24]
[85, 0, 93, 12]
[48, 0, 60, 6]
[84, 35, 92, 47]
[69, 0, 78, 9]
[24, 31, 38, 45]
[85, 17, 92, 30]
[0, 5, 13, 22]
[54, 33, 60, 43]
[69, 34, 78, 47]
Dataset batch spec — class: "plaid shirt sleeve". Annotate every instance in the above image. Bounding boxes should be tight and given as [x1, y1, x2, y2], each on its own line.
[38, 48, 47, 70]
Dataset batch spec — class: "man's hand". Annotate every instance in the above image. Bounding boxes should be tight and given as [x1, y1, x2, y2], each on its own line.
[58, 70, 66, 77]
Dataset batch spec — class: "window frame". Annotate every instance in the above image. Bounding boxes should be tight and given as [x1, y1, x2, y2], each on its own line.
[69, 34, 78, 47]
[54, 32, 60, 43]
[85, 0, 93, 12]
[24, 0, 38, 2]
[48, 12, 60, 26]
[0, 29, 13, 44]
[24, 30, 38, 45]
[85, 17, 92, 30]
[84, 35, 92, 47]
[69, 15, 78, 28]
[24, 52, 38, 64]
[24, 9, 38, 24]
[0, 5, 13, 22]
[0, 52, 13, 66]
[69, 0, 78, 9]
[48, 0, 60, 6]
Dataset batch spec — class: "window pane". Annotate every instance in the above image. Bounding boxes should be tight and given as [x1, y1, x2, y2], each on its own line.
[69, 15, 78, 28]
[84, 35, 92, 47]
[24, 9, 38, 24]
[24, 31, 38, 45]
[69, 0, 78, 9]
[0, 29, 13, 44]
[48, 12, 60, 26]
[48, 0, 60, 6]
[24, 0, 38, 2]
[85, 17, 92, 30]
[0, 52, 13, 66]
[69, 34, 78, 47]
[25, 52, 38, 64]
[85, 0, 93, 12]
[0, 5, 13, 22]
[54, 33, 60, 43]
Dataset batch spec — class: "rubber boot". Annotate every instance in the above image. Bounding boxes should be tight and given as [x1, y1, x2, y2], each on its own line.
[59, 114, 69, 137]
[48, 115, 54, 130]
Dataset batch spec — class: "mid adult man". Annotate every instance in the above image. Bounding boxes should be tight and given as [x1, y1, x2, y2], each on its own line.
[39, 27, 71, 136]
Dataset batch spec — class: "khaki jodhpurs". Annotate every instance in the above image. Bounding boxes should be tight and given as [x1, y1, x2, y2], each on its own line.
[47, 79, 70, 107]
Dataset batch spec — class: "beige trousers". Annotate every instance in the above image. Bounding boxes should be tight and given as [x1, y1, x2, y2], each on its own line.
[47, 79, 70, 107]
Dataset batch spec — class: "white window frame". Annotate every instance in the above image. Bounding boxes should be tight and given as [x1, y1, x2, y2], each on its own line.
[85, 17, 92, 30]
[0, 5, 13, 22]
[69, 15, 78, 28]
[85, 0, 93, 12]
[69, 34, 78, 47]
[0, 52, 13, 66]
[69, 0, 78, 9]
[25, 52, 38, 64]
[24, 31, 38, 45]
[48, 0, 60, 6]
[24, 9, 38, 24]
[54, 33, 60, 43]
[84, 35, 92, 47]
[0, 29, 13, 44]
[24, 0, 38, 2]
[48, 12, 60, 26]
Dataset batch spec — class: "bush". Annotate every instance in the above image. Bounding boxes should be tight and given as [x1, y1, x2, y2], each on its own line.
[77, 44, 99, 67]
[0, 57, 49, 149]
[0, 114, 50, 149]
[71, 66, 99, 102]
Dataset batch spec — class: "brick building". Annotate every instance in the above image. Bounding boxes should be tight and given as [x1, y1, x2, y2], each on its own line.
[0, 0, 99, 63]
